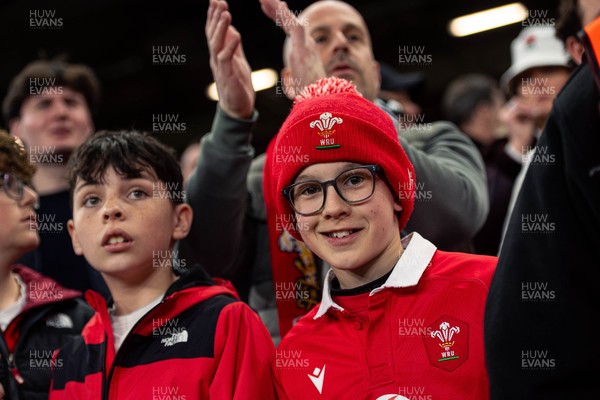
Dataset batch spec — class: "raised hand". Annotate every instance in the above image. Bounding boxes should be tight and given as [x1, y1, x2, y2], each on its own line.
[206, 0, 254, 118]
[259, 0, 326, 99]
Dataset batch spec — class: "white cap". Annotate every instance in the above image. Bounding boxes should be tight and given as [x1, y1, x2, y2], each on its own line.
[501, 26, 569, 94]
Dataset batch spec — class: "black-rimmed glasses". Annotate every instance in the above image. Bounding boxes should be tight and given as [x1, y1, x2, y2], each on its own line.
[283, 165, 381, 216]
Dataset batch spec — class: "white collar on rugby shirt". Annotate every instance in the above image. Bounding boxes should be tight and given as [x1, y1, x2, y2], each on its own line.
[314, 232, 437, 319]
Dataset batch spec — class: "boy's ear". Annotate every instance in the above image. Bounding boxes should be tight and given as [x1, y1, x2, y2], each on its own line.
[171, 203, 193, 241]
[67, 219, 84, 255]
[394, 201, 403, 213]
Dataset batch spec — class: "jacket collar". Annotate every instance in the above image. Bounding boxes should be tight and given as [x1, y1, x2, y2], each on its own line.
[11, 264, 82, 312]
[314, 232, 437, 319]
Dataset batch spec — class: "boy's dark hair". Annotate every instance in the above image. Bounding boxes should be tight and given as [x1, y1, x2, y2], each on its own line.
[442, 74, 501, 127]
[0, 129, 36, 183]
[2, 60, 101, 125]
[68, 130, 184, 206]
[556, 0, 582, 44]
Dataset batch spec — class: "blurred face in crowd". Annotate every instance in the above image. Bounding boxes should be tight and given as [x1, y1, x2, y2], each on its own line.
[379, 89, 422, 120]
[515, 67, 570, 127]
[301, 1, 380, 101]
[10, 88, 94, 157]
[180, 142, 201, 184]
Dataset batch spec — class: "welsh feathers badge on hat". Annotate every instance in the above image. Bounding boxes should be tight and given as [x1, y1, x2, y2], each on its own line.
[310, 112, 342, 150]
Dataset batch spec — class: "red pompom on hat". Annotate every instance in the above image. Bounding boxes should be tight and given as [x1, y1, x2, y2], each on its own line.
[271, 76, 416, 240]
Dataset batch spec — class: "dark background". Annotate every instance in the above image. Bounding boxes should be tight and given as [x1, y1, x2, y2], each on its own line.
[0, 0, 559, 156]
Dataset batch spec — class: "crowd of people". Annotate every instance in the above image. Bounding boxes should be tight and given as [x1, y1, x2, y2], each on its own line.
[1, 0, 598, 398]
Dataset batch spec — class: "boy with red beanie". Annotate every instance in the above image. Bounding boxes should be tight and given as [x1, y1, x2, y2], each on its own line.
[269, 77, 497, 399]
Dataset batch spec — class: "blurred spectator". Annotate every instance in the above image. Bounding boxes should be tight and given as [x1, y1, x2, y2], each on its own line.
[442, 74, 519, 255]
[378, 62, 425, 119]
[2, 60, 108, 297]
[499, 26, 572, 245]
[180, 141, 201, 183]
[485, 1, 600, 396]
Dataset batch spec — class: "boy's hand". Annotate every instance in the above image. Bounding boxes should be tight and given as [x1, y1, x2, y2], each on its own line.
[206, 0, 255, 119]
[259, 0, 326, 99]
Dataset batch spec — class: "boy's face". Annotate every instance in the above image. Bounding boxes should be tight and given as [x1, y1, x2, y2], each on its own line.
[0, 173, 39, 258]
[10, 88, 94, 156]
[293, 161, 403, 274]
[68, 167, 191, 281]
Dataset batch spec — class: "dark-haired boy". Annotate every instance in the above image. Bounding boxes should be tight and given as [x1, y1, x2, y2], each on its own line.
[0, 129, 93, 400]
[49, 130, 276, 399]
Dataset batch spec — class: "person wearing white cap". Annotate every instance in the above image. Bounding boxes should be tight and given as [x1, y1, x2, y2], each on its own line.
[486, 2, 600, 397]
[498, 25, 572, 248]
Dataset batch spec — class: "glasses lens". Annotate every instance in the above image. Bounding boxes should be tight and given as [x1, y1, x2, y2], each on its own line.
[290, 181, 324, 215]
[335, 167, 376, 203]
[2, 173, 24, 201]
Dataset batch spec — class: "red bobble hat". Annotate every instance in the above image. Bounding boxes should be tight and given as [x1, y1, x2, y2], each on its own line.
[272, 76, 415, 241]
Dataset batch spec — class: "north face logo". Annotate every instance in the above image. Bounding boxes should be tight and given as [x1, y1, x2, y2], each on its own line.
[46, 313, 73, 329]
[160, 329, 188, 347]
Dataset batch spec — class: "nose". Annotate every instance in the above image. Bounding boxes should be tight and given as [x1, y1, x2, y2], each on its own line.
[50, 97, 69, 117]
[321, 185, 351, 219]
[331, 31, 349, 52]
[21, 186, 39, 210]
[102, 199, 124, 221]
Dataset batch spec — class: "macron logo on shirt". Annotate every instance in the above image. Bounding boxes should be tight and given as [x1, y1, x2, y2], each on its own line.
[308, 365, 326, 394]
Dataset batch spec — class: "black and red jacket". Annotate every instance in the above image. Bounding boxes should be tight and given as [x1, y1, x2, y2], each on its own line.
[49, 266, 277, 400]
[0, 265, 94, 400]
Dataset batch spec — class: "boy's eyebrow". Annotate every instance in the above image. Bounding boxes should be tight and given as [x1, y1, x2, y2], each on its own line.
[136, 170, 158, 181]
[74, 170, 158, 194]
[74, 180, 99, 194]
[295, 162, 361, 183]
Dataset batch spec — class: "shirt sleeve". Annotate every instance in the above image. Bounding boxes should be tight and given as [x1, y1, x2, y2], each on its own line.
[178, 106, 258, 279]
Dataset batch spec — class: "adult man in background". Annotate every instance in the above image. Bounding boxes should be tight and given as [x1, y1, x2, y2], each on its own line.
[2, 60, 108, 296]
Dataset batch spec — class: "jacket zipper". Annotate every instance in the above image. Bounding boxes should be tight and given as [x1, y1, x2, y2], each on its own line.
[4, 307, 53, 389]
[8, 353, 25, 384]
[102, 298, 167, 400]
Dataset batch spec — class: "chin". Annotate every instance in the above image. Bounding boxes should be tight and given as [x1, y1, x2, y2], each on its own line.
[325, 255, 365, 271]
[19, 238, 40, 253]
